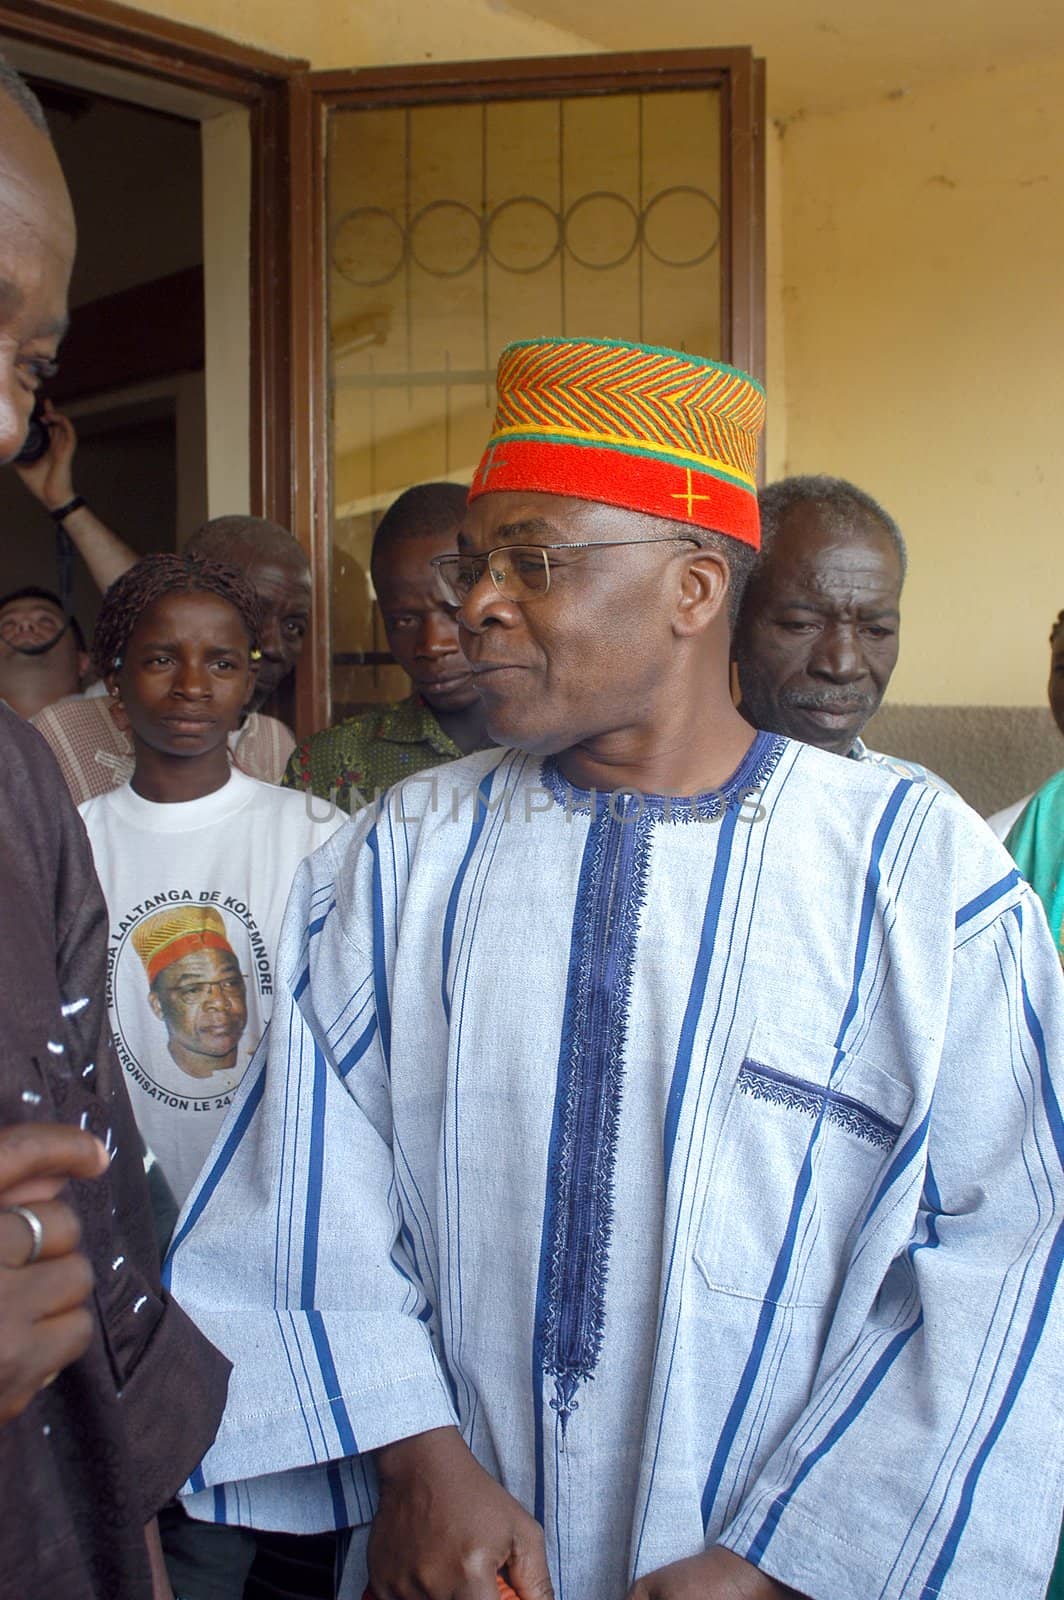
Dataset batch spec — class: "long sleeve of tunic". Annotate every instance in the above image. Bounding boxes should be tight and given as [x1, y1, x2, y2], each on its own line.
[0, 706, 230, 1600]
[167, 739, 1064, 1600]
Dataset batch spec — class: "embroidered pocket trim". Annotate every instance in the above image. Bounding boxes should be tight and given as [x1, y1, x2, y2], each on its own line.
[737, 1058, 902, 1152]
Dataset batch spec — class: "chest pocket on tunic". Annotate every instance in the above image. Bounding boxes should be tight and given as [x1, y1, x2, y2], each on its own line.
[694, 1023, 913, 1310]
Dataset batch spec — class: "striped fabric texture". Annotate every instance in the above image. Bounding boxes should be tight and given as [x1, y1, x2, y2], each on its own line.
[167, 738, 1064, 1600]
[469, 337, 765, 547]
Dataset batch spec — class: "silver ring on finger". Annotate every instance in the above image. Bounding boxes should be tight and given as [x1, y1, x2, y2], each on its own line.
[2, 1205, 45, 1266]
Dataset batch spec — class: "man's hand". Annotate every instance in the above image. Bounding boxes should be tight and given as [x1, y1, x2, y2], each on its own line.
[626, 1548, 805, 1600]
[369, 1426, 553, 1600]
[0, 1123, 108, 1424]
[12, 401, 77, 511]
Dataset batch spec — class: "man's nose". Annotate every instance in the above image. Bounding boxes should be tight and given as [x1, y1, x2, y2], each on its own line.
[416, 612, 460, 657]
[259, 613, 283, 660]
[173, 662, 211, 696]
[808, 626, 867, 682]
[457, 571, 520, 635]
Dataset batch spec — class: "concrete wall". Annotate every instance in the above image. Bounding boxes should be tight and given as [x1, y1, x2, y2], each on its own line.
[775, 57, 1064, 707]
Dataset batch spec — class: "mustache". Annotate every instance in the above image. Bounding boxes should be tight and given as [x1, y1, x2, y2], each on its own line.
[779, 689, 876, 713]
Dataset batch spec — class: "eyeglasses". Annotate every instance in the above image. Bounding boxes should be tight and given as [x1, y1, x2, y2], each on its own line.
[167, 975, 247, 1004]
[430, 536, 700, 607]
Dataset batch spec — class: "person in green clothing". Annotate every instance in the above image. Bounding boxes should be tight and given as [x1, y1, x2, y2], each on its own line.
[1006, 607, 1064, 1600]
[284, 482, 493, 812]
[1007, 607, 1064, 965]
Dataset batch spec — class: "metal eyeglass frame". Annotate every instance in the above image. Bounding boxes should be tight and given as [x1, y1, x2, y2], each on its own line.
[430, 535, 700, 606]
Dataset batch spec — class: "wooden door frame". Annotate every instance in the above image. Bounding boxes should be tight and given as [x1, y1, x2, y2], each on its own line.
[294, 48, 766, 735]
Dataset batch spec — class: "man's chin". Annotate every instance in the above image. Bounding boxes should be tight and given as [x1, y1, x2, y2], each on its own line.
[169, 1046, 240, 1078]
[421, 684, 480, 715]
[249, 671, 286, 709]
[784, 706, 870, 755]
[481, 707, 570, 757]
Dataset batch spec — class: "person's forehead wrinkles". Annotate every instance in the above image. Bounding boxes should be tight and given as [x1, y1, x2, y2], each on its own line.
[778, 595, 900, 620]
[780, 553, 899, 600]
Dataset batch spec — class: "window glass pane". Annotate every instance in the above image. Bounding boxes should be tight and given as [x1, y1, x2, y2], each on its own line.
[327, 87, 722, 717]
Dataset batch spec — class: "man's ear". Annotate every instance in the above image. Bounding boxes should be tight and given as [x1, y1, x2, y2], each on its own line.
[75, 651, 91, 687]
[105, 670, 131, 734]
[673, 547, 731, 638]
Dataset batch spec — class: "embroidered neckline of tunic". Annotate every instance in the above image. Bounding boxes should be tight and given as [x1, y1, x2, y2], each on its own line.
[538, 730, 785, 821]
[540, 790, 653, 1429]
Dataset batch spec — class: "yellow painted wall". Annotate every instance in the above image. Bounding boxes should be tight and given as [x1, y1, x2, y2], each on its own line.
[124, 0, 598, 68]
[778, 57, 1064, 706]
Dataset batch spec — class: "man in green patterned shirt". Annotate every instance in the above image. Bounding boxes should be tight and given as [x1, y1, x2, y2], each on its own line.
[283, 483, 492, 813]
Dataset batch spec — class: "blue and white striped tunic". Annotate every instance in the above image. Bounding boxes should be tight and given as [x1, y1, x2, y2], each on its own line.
[166, 733, 1064, 1600]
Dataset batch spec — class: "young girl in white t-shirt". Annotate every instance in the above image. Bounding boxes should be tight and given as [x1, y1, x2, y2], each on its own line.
[80, 553, 344, 1208]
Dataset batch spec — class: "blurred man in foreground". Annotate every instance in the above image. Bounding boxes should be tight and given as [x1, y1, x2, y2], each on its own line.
[0, 56, 227, 1600]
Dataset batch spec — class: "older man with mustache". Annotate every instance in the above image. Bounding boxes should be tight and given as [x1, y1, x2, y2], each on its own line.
[733, 475, 949, 786]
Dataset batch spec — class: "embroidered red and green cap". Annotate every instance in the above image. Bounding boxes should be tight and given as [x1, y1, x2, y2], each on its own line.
[469, 336, 766, 549]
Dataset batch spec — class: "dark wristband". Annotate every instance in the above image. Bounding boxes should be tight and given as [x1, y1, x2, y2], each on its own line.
[49, 496, 85, 524]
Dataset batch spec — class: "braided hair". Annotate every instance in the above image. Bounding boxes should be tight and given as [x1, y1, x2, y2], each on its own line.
[92, 553, 262, 680]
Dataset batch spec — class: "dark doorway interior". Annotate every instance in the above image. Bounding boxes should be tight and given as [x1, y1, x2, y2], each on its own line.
[0, 69, 204, 645]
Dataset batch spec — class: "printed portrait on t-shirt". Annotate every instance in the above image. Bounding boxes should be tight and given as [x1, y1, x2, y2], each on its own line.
[105, 891, 274, 1115]
[132, 906, 248, 1079]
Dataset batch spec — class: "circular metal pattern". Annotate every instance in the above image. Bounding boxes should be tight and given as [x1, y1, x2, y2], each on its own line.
[332, 206, 406, 287]
[330, 187, 720, 283]
[409, 199, 484, 279]
[563, 190, 640, 271]
[641, 185, 721, 269]
[485, 195, 562, 275]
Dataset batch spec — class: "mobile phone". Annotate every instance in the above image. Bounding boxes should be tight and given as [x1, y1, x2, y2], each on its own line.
[15, 395, 50, 465]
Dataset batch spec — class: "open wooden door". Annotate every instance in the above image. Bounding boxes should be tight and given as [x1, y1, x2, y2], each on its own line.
[286, 49, 766, 737]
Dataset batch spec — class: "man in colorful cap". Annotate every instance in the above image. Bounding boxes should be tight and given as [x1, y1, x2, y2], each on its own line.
[132, 906, 248, 1079]
[168, 337, 1064, 1600]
